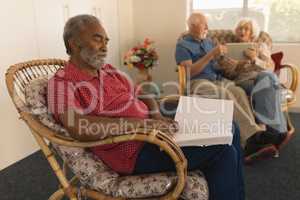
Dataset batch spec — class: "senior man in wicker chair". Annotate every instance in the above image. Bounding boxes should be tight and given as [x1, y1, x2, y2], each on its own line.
[175, 12, 287, 161]
[47, 15, 245, 200]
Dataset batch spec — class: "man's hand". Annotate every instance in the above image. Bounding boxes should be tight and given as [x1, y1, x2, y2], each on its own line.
[218, 56, 238, 69]
[243, 48, 257, 61]
[212, 44, 228, 58]
[144, 116, 179, 137]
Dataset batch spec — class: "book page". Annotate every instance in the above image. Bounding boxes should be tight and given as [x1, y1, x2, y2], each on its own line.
[174, 96, 234, 147]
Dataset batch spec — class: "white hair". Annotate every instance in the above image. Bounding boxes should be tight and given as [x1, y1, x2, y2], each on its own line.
[187, 12, 206, 29]
[235, 18, 260, 39]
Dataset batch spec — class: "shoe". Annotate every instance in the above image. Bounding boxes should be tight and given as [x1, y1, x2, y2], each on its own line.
[244, 144, 278, 165]
[276, 130, 294, 150]
[244, 133, 278, 164]
[265, 126, 292, 148]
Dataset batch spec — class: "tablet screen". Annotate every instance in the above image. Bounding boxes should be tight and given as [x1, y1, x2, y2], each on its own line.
[226, 43, 255, 60]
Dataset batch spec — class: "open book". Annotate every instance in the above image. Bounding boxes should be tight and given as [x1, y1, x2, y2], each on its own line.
[174, 96, 234, 147]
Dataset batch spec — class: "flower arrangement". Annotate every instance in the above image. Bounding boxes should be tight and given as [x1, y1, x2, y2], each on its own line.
[124, 38, 158, 70]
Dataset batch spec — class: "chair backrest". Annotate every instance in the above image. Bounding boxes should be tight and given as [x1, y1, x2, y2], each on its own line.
[207, 29, 237, 45]
[178, 65, 187, 95]
[5, 59, 79, 143]
[6, 59, 66, 114]
[207, 29, 273, 48]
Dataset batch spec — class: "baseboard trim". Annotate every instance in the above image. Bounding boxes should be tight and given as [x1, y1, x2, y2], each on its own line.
[0, 149, 40, 172]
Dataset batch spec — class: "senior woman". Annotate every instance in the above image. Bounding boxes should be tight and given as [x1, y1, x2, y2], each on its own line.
[218, 18, 288, 160]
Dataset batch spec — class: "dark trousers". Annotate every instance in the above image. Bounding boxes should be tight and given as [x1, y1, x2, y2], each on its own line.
[133, 122, 245, 200]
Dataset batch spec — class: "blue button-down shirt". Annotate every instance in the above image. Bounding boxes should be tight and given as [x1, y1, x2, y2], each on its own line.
[175, 35, 221, 81]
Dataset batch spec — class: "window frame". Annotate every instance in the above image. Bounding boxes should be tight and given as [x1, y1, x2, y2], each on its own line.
[189, 0, 300, 43]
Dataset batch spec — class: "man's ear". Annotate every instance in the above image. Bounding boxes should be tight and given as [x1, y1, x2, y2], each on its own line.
[190, 23, 199, 33]
[69, 38, 81, 53]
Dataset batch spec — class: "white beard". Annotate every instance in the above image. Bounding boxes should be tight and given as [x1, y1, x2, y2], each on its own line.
[199, 30, 208, 40]
[80, 47, 106, 70]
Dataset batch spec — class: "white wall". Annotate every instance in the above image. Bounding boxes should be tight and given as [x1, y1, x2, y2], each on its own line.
[0, 0, 131, 170]
[132, 0, 187, 94]
[0, 0, 40, 170]
[118, 0, 134, 63]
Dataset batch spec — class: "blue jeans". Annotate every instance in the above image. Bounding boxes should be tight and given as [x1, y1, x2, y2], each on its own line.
[134, 123, 245, 200]
[238, 71, 287, 133]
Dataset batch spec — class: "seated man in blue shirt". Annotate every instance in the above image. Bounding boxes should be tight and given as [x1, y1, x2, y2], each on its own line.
[175, 13, 287, 161]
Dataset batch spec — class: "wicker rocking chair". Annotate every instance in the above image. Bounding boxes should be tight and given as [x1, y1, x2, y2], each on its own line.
[5, 59, 203, 200]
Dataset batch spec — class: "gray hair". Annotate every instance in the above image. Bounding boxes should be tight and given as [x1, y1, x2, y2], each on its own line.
[63, 14, 100, 55]
[235, 18, 260, 40]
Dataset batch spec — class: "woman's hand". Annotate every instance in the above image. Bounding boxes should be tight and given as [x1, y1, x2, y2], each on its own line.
[237, 60, 251, 66]
[243, 48, 257, 61]
[236, 60, 252, 72]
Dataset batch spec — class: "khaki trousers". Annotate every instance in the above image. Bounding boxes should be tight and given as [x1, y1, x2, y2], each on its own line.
[190, 79, 264, 147]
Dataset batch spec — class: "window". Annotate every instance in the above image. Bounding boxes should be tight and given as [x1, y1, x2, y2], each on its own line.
[191, 0, 300, 42]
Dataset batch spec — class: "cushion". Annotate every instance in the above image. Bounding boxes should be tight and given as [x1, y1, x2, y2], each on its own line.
[25, 77, 48, 115]
[271, 51, 284, 73]
[207, 30, 272, 47]
[207, 29, 236, 45]
[256, 31, 273, 49]
[24, 77, 69, 137]
[24, 77, 209, 199]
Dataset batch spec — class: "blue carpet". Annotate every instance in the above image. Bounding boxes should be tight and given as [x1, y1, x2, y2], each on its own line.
[0, 113, 299, 200]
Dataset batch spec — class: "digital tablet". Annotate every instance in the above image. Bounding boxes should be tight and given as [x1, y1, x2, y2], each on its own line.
[226, 43, 255, 60]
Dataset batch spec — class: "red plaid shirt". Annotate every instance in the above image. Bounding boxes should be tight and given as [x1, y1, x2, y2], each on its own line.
[48, 62, 148, 174]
